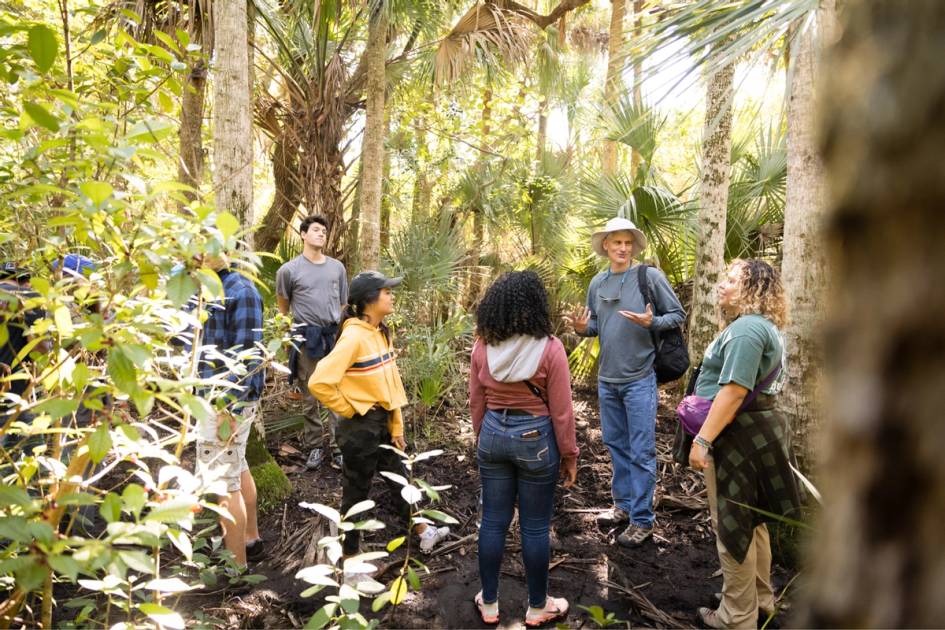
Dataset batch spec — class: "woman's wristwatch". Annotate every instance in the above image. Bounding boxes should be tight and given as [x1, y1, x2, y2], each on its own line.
[694, 435, 713, 451]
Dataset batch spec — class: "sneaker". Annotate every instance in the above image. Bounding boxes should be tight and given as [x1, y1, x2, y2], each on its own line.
[305, 448, 324, 470]
[524, 595, 568, 627]
[343, 570, 385, 595]
[331, 452, 343, 470]
[698, 606, 725, 629]
[418, 526, 450, 553]
[596, 506, 629, 527]
[245, 539, 266, 561]
[617, 524, 653, 547]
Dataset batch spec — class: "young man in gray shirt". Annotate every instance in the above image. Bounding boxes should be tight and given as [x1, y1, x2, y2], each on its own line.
[566, 217, 685, 547]
[276, 214, 348, 469]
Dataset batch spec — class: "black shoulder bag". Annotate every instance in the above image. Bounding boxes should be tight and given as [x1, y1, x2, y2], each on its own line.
[637, 265, 690, 384]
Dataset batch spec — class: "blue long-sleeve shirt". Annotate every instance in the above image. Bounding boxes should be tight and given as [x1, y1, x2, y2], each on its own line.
[580, 264, 686, 383]
[198, 269, 265, 402]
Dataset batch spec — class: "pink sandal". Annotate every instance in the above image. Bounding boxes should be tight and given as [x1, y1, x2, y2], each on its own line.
[474, 591, 499, 624]
[525, 596, 569, 627]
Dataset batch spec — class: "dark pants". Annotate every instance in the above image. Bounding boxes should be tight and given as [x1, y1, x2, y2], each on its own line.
[477, 409, 560, 607]
[337, 407, 410, 555]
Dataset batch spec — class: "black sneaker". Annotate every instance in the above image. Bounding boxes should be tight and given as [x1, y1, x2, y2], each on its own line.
[246, 539, 266, 561]
[617, 524, 653, 547]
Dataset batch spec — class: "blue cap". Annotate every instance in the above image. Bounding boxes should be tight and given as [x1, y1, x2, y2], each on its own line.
[53, 254, 96, 277]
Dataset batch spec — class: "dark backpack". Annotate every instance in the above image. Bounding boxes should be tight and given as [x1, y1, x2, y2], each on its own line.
[637, 265, 690, 384]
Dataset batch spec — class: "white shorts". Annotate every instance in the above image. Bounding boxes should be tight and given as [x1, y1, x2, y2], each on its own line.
[195, 403, 257, 493]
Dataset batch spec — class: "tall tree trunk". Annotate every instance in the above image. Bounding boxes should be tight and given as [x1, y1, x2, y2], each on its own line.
[799, 1, 945, 626]
[601, 0, 626, 176]
[536, 95, 548, 164]
[630, 0, 643, 177]
[410, 118, 431, 224]
[359, 4, 388, 271]
[212, 0, 253, 246]
[779, 5, 829, 469]
[466, 86, 492, 308]
[380, 109, 392, 253]
[254, 136, 301, 253]
[689, 61, 735, 363]
[178, 3, 206, 200]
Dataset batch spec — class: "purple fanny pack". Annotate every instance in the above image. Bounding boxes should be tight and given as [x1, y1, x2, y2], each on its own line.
[676, 366, 781, 436]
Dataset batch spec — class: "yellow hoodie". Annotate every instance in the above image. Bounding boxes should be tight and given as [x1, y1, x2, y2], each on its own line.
[308, 318, 408, 437]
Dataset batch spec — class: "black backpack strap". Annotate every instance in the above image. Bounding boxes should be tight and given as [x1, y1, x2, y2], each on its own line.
[523, 379, 549, 409]
[636, 264, 660, 349]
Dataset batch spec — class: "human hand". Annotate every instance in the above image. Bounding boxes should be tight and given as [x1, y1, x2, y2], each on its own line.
[563, 307, 591, 334]
[619, 303, 653, 328]
[688, 441, 710, 470]
[392, 435, 407, 451]
[560, 457, 577, 488]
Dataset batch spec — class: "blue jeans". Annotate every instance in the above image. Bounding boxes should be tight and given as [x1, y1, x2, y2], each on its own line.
[598, 371, 658, 528]
[477, 409, 560, 607]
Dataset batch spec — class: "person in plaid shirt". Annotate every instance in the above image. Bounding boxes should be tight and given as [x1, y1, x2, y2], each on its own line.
[194, 253, 266, 567]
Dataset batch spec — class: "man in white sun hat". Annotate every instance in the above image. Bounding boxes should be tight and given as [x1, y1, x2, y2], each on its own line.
[565, 216, 685, 547]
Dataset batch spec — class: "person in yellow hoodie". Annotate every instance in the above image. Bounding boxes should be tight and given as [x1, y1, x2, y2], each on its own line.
[309, 271, 450, 570]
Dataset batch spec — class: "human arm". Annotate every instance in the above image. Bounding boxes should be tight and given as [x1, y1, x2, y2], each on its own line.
[276, 295, 290, 316]
[570, 282, 599, 337]
[647, 267, 685, 331]
[308, 332, 359, 418]
[545, 338, 579, 461]
[469, 340, 486, 435]
[225, 284, 263, 401]
[275, 265, 291, 316]
[338, 264, 348, 311]
[688, 382, 748, 469]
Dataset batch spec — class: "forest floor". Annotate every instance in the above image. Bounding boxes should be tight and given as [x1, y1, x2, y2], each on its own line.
[180, 383, 797, 629]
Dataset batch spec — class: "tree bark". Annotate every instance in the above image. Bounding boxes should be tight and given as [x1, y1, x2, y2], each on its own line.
[798, 1, 945, 626]
[359, 4, 388, 271]
[466, 86, 492, 308]
[602, 0, 626, 176]
[779, 4, 829, 469]
[630, 0, 643, 177]
[212, 0, 253, 246]
[179, 60, 206, 197]
[689, 61, 734, 364]
[254, 136, 301, 253]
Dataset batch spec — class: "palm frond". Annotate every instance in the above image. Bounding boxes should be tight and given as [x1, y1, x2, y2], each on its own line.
[602, 95, 667, 169]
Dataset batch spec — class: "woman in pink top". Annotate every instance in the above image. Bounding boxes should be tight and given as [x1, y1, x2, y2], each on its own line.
[469, 271, 578, 627]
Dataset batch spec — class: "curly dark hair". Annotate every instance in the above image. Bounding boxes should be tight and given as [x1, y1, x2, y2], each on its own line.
[476, 271, 553, 344]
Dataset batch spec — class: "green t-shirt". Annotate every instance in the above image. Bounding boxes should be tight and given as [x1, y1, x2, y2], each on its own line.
[695, 314, 784, 400]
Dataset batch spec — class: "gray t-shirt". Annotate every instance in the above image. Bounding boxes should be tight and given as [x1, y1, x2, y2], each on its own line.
[695, 314, 785, 400]
[581, 264, 686, 383]
[275, 255, 347, 326]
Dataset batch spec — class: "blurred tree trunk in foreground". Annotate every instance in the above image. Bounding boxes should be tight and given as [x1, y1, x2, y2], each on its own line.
[799, 1, 945, 626]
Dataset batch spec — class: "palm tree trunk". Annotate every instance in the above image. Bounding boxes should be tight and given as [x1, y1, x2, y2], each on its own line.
[630, 0, 643, 177]
[212, 0, 253, 246]
[689, 61, 735, 363]
[410, 118, 431, 224]
[254, 136, 301, 253]
[602, 0, 626, 176]
[466, 86, 492, 308]
[799, 1, 945, 626]
[380, 109, 392, 254]
[359, 4, 388, 271]
[779, 5, 830, 469]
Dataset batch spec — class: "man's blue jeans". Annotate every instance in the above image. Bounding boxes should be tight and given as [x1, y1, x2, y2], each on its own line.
[598, 371, 658, 528]
[477, 409, 560, 607]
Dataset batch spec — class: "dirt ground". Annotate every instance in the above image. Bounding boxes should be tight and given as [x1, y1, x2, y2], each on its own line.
[184, 383, 796, 629]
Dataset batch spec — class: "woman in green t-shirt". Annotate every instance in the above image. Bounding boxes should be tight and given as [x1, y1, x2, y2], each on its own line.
[688, 259, 801, 629]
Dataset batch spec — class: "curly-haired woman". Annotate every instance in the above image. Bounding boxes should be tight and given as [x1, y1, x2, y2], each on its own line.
[687, 259, 802, 629]
[469, 271, 578, 627]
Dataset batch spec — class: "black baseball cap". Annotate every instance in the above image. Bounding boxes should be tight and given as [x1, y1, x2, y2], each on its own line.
[348, 270, 402, 303]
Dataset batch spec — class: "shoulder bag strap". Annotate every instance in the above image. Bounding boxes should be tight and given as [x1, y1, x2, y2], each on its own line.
[523, 379, 549, 409]
[737, 364, 782, 413]
[636, 264, 660, 349]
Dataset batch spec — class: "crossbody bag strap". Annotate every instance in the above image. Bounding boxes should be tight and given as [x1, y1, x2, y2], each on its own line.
[737, 364, 782, 413]
[523, 379, 549, 409]
[636, 264, 660, 349]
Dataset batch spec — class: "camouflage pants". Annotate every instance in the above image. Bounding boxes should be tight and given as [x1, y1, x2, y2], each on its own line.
[336, 407, 409, 555]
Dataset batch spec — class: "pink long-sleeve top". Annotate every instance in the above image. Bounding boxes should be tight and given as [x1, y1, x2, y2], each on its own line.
[469, 335, 579, 460]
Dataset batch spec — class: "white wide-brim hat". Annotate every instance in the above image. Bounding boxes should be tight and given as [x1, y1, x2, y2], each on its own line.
[590, 217, 648, 258]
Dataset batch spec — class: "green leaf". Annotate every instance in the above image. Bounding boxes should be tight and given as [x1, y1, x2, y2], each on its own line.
[0, 516, 32, 542]
[58, 492, 97, 506]
[119, 550, 154, 574]
[48, 554, 80, 581]
[153, 31, 181, 54]
[15, 559, 49, 592]
[371, 591, 392, 612]
[216, 211, 240, 240]
[139, 603, 185, 630]
[144, 498, 196, 524]
[88, 424, 112, 464]
[125, 118, 174, 143]
[304, 603, 336, 630]
[420, 509, 458, 524]
[90, 29, 106, 45]
[121, 484, 147, 518]
[166, 271, 197, 308]
[386, 536, 405, 553]
[79, 181, 113, 205]
[108, 348, 137, 393]
[389, 576, 408, 605]
[34, 398, 79, 419]
[71, 362, 89, 390]
[99, 492, 121, 523]
[28, 25, 57, 73]
[167, 529, 192, 561]
[0, 486, 33, 508]
[23, 101, 59, 132]
[53, 304, 73, 338]
[406, 566, 420, 591]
